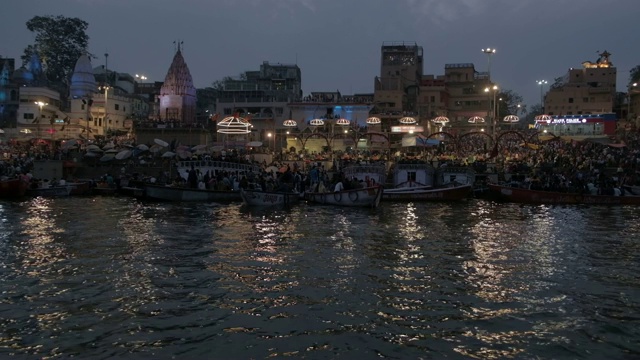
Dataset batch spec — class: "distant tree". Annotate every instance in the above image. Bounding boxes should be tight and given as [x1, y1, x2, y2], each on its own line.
[629, 65, 640, 85]
[22, 15, 90, 89]
[522, 104, 543, 124]
[496, 89, 525, 118]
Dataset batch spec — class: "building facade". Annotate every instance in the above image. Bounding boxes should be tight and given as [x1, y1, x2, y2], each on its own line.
[544, 51, 617, 116]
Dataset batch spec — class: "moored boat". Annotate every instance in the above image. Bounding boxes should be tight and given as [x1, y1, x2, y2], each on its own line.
[383, 162, 472, 201]
[143, 183, 241, 202]
[26, 185, 73, 197]
[305, 185, 383, 208]
[240, 188, 301, 207]
[0, 178, 28, 199]
[488, 183, 640, 205]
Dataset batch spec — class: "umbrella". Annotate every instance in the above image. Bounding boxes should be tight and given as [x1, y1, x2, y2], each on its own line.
[247, 141, 262, 147]
[161, 151, 176, 158]
[105, 149, 118, 154]
[136, 144, 149, 151]
[177, 150, 192, 159]
[154, 138, 169, 147]
[87, 144, 102, 152]
[192, 144, 207, 151]
[115, 149, 132, 160]
[149, 144, 163, 153]
[100, 154, 115, 162]
[0, 129, 5, 134]
[84, 152, 99, 158]
[194, 149, 209, 155]
[210, 145, 224, 151]
[102, 143, 115, 150]
[265, 166, 279, 173]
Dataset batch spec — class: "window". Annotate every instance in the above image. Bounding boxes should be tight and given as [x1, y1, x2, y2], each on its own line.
[81, 104, 85, 110]
[114, 104, 120, 111]
[23, 113, 34, 120]
[568, 98, 574, 103]
[583, 97, 588, 102]
[430, 96, 435, 103]
[407, 171, 416, 182]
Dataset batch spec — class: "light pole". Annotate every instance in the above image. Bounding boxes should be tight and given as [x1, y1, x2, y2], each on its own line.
[135, 74, 147, 83]
[628, 82, 638, 121]
[99, 85, 111, 136]
[34, 101, 48, 140]
[537, 80, 548, 113]
[484, 85, 498, 138]
[481, 48, 496, 80]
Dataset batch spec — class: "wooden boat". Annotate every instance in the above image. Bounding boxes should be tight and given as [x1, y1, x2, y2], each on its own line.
[26, 185, 73, 197]
[240, 188, 301, 207]
[0, 178, 28, 199]
[488, 183, 640, 205]
[383, 183, 472, 201]
[383, 162, 472, 201]
[305, 185, 383, 208]
[143, 183, 241, 202]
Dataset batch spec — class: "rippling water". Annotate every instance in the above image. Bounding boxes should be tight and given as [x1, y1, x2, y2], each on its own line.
[0, 196, 639, 359]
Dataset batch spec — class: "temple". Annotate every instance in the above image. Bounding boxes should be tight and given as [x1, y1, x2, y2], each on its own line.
[158, 44, 196, 124]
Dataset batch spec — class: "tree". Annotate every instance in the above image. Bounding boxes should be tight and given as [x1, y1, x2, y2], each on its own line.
[496, 89, 525, 119]
[22, 15, 90, 89]
[630, 65, 640, 85]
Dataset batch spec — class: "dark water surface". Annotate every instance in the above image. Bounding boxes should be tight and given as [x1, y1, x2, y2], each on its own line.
[0, 197, 639, 359]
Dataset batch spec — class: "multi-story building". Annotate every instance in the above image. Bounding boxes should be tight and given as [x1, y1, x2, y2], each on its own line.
[215, 61, 303, 146]
[544, 51, 617, 116]
[0, 57, 19, 131]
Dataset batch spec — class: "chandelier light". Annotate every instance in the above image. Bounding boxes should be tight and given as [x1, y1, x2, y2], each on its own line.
[283, 119, 297, 127]
[310, 119, 325, 126]
[503, 115, 520, 123]
[468, 116, 485, 124]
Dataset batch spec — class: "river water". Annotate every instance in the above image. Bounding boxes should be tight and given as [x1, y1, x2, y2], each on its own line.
[0, 196, 638, 359]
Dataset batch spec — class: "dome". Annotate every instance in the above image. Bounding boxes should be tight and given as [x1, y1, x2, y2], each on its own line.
[160, 50, 196, 97]
[70, 55, 97, 99]
[12, 67, 32, 85]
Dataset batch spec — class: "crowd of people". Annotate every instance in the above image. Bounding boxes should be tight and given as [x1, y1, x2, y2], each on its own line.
[3, 127, 640, 197]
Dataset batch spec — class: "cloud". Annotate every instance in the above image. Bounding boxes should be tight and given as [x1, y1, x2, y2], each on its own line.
[403, 0, 489, 24]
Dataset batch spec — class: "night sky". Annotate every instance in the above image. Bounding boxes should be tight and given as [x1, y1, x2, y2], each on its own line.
[2, 0, 638, 108]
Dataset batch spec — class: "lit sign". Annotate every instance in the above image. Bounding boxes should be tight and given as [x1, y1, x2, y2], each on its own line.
[391, 126, 424, 133]
[550, 118, 587, 124]
[54, 119, 65, 124]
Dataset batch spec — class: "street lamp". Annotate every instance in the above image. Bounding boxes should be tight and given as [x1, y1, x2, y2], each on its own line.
[484, 85, 499, 137]
[99, 85, 111, 135]
[628, 82, 638, 121]
[537, 80, 548, 113]
[267, 132, 273, 151]
[34, 101, 48, 140]
[481, 48, 496, 80]
[135, 74, 147, 82]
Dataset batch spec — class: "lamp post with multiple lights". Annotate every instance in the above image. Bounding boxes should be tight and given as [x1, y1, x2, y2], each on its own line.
[481, 48, 496, 80]
[34, 101, 48, 140]
[537, 80, 548, 113]
[628, 82, 638, 122]
[484, 85, 499, 138]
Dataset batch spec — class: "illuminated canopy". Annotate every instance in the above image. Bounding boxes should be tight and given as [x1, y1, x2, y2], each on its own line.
[217, 116, 251, 134]
[399, 116, 416, 124]
[534, 114, 552, 122]
[468, 116, 485, 124]
[335, 118, 350, 126]
[432, 116, 450, 124]
[283, 119, 297, 127]
[310, 119, 325, 126]
[503, 115, 520, 123]
[366, 116, 381, 125]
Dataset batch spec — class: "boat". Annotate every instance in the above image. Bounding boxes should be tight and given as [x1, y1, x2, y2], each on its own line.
[175, 159, 261, 181]
[143, 183, 242, 202]
[488, 183, 640, 205]
[26, 185, 73, 197]
[305, 185, 384, 208]
[0, 178, 28, 199]
[382, 162, 472, 201]
[240, 188, 301, 207]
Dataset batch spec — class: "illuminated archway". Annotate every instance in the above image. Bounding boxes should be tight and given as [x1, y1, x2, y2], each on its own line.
[300, 132, 330, 150]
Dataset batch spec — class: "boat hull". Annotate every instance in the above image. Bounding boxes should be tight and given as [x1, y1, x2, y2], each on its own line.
[0, 179, 28, 199]
[305, 186, 383, 208]
[27, 186, 73, 197]
[383, 184, 472, 201]
[144, 184, 241, 202]
[488, 184, 640, 205]
[241, 189, 301, 206]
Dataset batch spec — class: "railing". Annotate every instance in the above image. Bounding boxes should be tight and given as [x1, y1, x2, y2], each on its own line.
[176, 160, 262, 174]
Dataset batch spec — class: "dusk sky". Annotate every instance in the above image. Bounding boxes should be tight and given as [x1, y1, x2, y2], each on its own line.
[2, 0, 638, 110]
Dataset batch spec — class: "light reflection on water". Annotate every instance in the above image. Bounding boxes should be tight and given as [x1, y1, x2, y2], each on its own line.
[0, 198, 638, 358]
